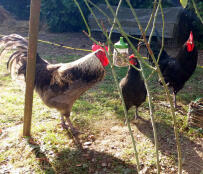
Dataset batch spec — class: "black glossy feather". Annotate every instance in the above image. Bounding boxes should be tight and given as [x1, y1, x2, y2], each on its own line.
[120, 61, 147, 114]
[148, 34, 198, 96]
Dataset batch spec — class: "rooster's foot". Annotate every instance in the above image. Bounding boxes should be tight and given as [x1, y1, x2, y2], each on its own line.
[125, 119, 129, 125]
[61, 122, 80, 135]
[61, 122, 69, 129]
[174, 104, 182, 110]
[134, 114, 141, 120]
[70, 127, 80, 136]
[132, 113, 141, 124]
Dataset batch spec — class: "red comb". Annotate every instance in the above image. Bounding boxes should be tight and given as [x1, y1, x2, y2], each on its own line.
[92, 43, 108, 52]
[189, 31, 193, 41]
[129, 54, 135, 59]
[187, 31, 195, 52]
[92, 43, 109, 67]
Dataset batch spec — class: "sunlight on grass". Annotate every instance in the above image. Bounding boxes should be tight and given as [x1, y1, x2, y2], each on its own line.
[0, 52, 203, 173]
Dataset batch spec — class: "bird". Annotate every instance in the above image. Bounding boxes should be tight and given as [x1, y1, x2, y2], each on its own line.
[119, 54, 147, 120]
[0, 34, 109, 135]
[148, 31, 198, 108]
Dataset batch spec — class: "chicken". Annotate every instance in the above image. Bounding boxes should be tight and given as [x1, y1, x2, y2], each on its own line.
[119, 54, 147, 120]
[0, 34, 109, 135]
[148, 31, 198, 107]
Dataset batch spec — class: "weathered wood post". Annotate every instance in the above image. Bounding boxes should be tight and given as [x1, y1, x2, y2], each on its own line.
[23, 0, 41, 136]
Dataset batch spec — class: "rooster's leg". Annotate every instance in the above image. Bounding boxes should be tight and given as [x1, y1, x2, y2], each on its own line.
[134, 107, 140, 120]
[124, 110, 129, 125]
[173, 92, 177, 108]
[61, 115, 69, 129]
[65, 116, 80, 135]
[61, 113, 79, 135]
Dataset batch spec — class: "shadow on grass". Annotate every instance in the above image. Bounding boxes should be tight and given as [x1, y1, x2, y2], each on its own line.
[29, 138, 137, 174]
[27, 137, 57, 174]
[51, 148, 137, 174]
[134, 117, 203, 174]
[28, 131, 137, 174]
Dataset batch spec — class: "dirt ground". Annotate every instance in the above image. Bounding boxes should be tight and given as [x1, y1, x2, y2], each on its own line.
[0, 17, 203, 174]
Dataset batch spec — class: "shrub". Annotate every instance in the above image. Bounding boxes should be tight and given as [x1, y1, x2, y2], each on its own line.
[41, 0, 89, 32]
[40, 0, 158, 33]
[0, 0, 30, 20]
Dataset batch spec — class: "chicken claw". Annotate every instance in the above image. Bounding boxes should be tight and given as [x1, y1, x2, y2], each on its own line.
[61, 115, 80, 136]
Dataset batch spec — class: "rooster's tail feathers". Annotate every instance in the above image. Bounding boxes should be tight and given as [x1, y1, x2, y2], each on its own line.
[0, 34, 28, 59]
[0, 34, 29, 85]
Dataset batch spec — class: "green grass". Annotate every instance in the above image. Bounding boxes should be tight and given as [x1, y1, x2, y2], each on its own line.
[0, 53, 203, 173]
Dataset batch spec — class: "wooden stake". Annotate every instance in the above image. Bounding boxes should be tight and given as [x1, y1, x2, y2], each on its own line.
[23, 0, 41, 136]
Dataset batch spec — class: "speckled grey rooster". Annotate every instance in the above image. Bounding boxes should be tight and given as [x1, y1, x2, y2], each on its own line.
[0, 34, 109, 135]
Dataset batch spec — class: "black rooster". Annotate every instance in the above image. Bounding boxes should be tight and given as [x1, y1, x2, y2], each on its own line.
[119, 54, 147, 120]
[148, 31, 198, 107]
[0, 34, 109, 135]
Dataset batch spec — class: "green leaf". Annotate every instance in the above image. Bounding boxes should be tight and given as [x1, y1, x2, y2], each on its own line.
[180, 0, 188, 8]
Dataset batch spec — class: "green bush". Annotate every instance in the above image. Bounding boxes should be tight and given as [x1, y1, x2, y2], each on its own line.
[40, 0, 157, 33]
[0, 0, 30, 20]
[41, 0, 89, 32]
[0, 0, 187, 33]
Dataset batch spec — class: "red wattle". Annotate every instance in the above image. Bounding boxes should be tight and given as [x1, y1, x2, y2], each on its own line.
[187, 43, 194, 52]
[129, 54, 137, 66]
[92, 43, 109, 67]
[103, 57, 109, 67]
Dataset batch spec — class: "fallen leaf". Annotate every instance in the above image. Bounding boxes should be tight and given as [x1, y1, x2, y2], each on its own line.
[101, 162, 107, 167]
[88, 135, 95, 141]
[37, 157, 49, 163]
[76, 164, 82, 167]
[84, 141, 92, 146]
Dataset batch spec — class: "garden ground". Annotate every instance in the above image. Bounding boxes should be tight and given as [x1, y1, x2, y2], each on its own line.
[0, 19, 203, 174]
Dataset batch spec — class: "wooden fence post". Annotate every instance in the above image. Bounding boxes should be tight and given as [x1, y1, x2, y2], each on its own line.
[23, 0, 41, 136]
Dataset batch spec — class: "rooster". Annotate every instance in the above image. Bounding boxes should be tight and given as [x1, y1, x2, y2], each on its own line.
[120, 54, 147, 120]
[148, 31, 198, 107]
[0, 34, 109, 135]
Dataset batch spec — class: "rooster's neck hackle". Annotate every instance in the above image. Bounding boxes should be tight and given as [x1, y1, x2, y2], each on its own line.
[75, 50, 105, 71]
